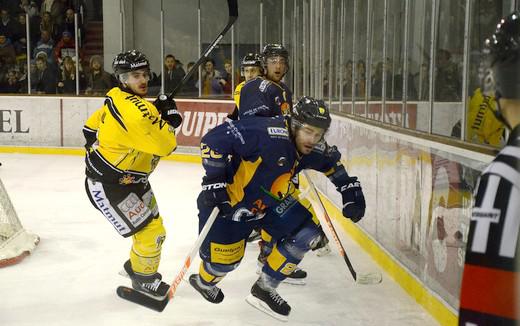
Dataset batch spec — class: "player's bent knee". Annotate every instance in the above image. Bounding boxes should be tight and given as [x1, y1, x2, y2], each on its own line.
[284, 222, 322, 257]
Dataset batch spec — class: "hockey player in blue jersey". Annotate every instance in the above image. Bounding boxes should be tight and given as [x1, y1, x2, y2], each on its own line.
[238, 43, 293, 118]
[189, 97, 366, 321]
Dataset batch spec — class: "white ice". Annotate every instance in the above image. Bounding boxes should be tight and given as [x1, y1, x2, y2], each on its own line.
[0, 153, 439, 326]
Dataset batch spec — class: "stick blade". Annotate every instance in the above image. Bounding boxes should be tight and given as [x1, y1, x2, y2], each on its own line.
[116, 286, 170, 312]
[356, 272, 382, 285]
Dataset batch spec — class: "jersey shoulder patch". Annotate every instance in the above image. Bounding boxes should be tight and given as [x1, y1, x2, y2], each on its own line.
[259, 79, 272, 93]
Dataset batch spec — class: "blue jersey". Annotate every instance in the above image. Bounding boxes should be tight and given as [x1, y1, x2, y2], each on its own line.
[238, 77, 293, 118]
[200, 116, 341, 217]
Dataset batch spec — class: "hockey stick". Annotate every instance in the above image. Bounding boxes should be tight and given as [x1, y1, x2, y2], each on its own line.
[117, 206, 220, 311]
[303, 171, 382, 285]
[168, 0, 239, 98]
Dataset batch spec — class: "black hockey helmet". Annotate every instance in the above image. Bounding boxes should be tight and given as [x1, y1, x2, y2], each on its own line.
[484, 11, 520, 100]
[240, 53, 263, 74]
[112, 50, 150, 76]
[291, 96, 331, 131]
[262, 44, 289, 77]
[262, 43, 289, 61]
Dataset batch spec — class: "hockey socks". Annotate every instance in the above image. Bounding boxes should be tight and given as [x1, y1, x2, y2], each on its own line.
[123, 260, 170, 299]
[189, 274, 224, 304]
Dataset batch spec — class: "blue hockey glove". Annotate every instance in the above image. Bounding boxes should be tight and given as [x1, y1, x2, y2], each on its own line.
[201, 179, 233, 218]
[339, 176, 366, 223]
[154, 94, 183, 128]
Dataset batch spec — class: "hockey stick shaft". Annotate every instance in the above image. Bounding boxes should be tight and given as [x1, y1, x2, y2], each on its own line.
[169, 0, 239, 98]
[303, 171, 358, 281]
[167, 206, 220, 299]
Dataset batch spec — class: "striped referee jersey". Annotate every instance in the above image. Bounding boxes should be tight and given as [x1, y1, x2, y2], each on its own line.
[459, 125, 520, 325]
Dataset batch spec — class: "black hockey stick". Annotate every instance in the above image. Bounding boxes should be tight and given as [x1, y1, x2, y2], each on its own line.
[168, 0, 239, 99]
[117, 206, 220, 311]
[303, 171, 382, 285]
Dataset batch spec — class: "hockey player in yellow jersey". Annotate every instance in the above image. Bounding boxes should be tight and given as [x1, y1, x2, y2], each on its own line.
[228, 53, 264, 120]
[83, 50, 183, 299]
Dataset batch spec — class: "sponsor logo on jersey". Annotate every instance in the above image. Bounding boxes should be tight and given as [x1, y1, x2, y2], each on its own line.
[267, 127, 289, 138]
[259, 80, 270, 92]
[277, 156, 287, 167]
[471, 207, 501, 223]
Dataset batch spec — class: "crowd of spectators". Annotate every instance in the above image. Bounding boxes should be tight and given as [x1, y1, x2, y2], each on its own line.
[324, 48, 463, 102]
[0, 0, 93, 95]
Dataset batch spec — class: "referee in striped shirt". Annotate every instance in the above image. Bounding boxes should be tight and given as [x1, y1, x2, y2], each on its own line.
[459, 11, 520, 325]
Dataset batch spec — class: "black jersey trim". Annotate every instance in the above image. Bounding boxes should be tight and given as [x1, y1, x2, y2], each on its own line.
[105, 97, 128, 132]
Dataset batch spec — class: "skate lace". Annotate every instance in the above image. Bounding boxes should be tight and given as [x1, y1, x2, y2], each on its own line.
[143, 279, 161, 292]
[207, 286, 220, 299]
[269, 291, 286, 306]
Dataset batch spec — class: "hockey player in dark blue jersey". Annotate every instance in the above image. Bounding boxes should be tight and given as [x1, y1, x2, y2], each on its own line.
[189, 97, 366, 321]
[238, 44, 293, 118]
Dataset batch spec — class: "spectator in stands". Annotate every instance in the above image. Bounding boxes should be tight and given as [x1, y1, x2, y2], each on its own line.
[0, 69, 21, 93]
[355, 59, 366, 98]
[201, 58, 222, 96]
[180, 60, 198, 96]
[41, 0, 65, 26]
[342, 60, 353, 98]
[218, 59, 238, 95]
[16, 62, 28, 93]
[54, 30, 80, 64]
[57, 55, 84, 94]
[33, 30, 55, 62]
[12, 14, 29, 65]
[85, 55, 113, 96]
[58, 8, 78, 39]
[40, 11, 59, 41]
[0, 9, 15, 40]
[20, 0, 40, 18]
[31, 56, 57, 94]
[0, 33, 16, 66]
[160, 54, 185, 94]
[434, 49, 461, 101]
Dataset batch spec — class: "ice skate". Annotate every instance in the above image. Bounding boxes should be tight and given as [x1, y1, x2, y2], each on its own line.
[246, 281, 291, 322]
[189, 274, 224, 304]
[123, 260, 170, 299]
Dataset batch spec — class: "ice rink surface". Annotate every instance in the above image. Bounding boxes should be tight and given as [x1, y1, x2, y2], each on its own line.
[0, 153, 439, 326]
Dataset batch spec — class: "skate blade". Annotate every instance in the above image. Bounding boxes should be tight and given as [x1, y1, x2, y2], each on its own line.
[245, 294, 289, 322]
[281, 278, 305, 286]
[315, 246, 331, 257]
[356, 272, 382, 285]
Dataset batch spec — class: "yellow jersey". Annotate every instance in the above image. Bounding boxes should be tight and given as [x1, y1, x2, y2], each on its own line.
[233, 81, 245, 109]
[84, 87, 177, 184]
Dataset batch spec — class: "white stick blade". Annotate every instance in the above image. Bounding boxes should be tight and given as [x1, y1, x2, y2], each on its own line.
[356, 272, 382, 285]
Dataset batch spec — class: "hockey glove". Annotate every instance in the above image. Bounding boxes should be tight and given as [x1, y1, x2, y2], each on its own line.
[154, 94, 183, 128]
[201, 179, 233, 218]
[339, 176, 366, 223]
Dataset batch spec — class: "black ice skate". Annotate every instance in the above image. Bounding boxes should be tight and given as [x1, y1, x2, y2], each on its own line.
[245, 281, 291, 322]
[189, 274, 224, 304]
[123, 260, 170, 299]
